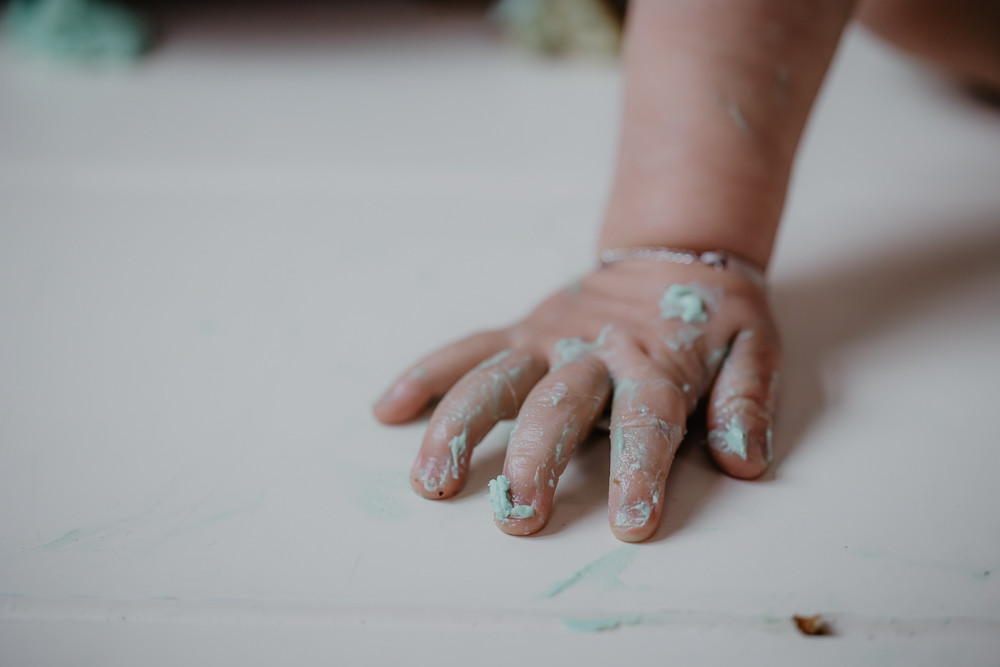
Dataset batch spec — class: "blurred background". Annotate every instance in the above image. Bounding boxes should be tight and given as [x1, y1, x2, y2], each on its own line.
[1, 1, 999, 665]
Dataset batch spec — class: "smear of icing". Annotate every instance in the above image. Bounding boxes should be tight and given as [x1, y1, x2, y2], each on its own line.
[448, 430, 467, 479]
[710, 416, 748, 460]
[614, 498, 654, 529]
[541, 382, 569, 407]
[472, 349, 512, 373]
[553, 324, 613, 370]
[706, 345, 730, 370]
[664, 325, 703, 352]
[420, 457, 449, 493]
[610, 379, 685, 475]
[613, 378, 639, 400]
[541, 545, 639, 598]
[487, 474, 534, 520]
[729, 104, 750, 133]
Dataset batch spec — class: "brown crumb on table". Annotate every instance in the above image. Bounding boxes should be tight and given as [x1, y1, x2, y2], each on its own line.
[793, 614, 831, 636]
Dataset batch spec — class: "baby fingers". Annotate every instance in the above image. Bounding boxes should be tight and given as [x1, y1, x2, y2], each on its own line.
[374, 330, 510, 424]
[493, 354, 612, 536]
[607, 345, 688, 543]
[410, 348, 546, 499]
[707, 323, 782, 479]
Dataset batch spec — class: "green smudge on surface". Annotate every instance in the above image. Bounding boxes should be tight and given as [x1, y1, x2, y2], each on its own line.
[39, 527, 107, 551]
[162, 495, 265, 541]
[542, 544, 639, 598]
[31, 488, 266, 553]
[342, 462, 410, 523]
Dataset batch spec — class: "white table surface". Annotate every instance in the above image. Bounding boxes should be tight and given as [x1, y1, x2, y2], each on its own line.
[1, 4, 999, 665]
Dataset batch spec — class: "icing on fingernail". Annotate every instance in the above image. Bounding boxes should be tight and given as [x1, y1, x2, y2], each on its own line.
[418, 457, 450, 493]
[709, 416, 748, 460]
[614, 498, 655, 529]
[487, 474, 534, 520]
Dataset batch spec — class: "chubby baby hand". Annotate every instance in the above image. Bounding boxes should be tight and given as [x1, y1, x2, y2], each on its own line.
[374, 258, 780, 542]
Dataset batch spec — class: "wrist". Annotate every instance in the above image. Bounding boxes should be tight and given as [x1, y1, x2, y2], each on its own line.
[598, 170, 786, 270]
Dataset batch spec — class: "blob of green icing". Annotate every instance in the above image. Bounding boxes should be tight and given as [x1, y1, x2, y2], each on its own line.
[659, 283, 711, 323]
[710, 416, 748, 460]
[552, 323, 612, 370]
[508, 505, 534, 519]
[486, 474, 534, 520]
[3, 0, 150, 62]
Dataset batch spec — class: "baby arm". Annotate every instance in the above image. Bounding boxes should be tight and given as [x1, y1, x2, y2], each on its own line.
[374, 0, 856, 541]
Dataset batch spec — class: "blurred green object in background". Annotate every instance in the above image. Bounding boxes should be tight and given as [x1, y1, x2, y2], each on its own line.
[491, 0, 623, 56]
[2, 0, 150, 63]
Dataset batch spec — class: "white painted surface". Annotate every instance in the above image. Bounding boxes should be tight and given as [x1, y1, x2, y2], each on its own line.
[1, 5, 998, 665]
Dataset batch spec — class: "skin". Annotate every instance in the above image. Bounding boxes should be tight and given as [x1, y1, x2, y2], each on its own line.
[374, 0, 1000, 542]
[859, 0, 1000, 92]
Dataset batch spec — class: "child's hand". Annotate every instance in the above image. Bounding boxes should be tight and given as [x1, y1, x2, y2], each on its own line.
[374, 259, 780, 542]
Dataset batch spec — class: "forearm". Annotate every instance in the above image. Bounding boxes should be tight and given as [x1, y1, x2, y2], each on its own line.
[600, 0, 857, 268]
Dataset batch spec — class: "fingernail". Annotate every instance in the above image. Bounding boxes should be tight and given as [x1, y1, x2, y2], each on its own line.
[613, 500, 655, 529]
[375, 383, 407, 409]
[708, 416, 748, 460]
[413, 457, 449, 496]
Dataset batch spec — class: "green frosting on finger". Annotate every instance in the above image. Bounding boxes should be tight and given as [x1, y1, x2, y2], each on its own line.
[709, 416, 748, 460]
[487, 474, 534, 520]
[553, 323, 612, 370]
